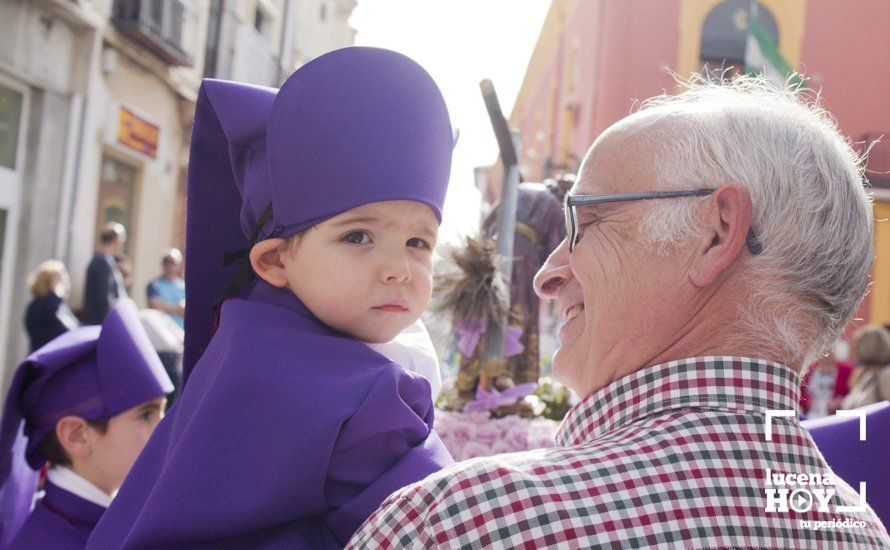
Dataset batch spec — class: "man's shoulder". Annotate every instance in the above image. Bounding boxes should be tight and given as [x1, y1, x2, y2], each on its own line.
[391, 444, 588, 508]
[392, 410, 762, 512]
[87, 252, 111, 270]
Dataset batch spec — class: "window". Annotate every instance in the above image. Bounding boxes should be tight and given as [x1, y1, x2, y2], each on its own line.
[254, 7, 265, 33]
[203, 0, 224, 78]
[254, 1, 277, 41]
[0, 209, 6, 275]
[700, 0, 778, 73]
[0, 84, 23, 170]
[97, 156, 138, 256]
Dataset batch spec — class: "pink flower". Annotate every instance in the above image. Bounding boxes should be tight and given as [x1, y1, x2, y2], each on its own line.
[460, 441, 491, 460]
[504, 425, 528, 450]
[491, 439, 518, 454]
[464, 411, 492, 425]
[448, 420, 476, 444]
[446, 442, 464, 458]
[475, 423, 499, 446]
[496, 415, 523, 429]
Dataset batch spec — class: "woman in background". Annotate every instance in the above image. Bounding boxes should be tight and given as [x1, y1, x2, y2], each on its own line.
[24, 260, 79, 351]
[842, 324, 890, 409]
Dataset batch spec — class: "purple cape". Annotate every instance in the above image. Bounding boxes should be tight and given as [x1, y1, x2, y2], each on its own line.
[88, 282, 453, 548]
[8, 481, 105, 550]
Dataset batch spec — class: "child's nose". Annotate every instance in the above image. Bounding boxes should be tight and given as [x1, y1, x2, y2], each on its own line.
[380, 253, 411, 284]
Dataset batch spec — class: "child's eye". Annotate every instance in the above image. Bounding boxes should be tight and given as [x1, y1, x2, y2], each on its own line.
[407, 237, 431, 250]
[343, 231, 372, 245]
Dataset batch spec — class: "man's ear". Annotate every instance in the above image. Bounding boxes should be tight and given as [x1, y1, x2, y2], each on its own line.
[55, 416, 92, 462]
[249, 238, 289, 288]
[689, 183, 753, 288]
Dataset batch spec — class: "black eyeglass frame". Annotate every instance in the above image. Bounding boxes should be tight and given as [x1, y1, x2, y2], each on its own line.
[564, 189, 762, 254]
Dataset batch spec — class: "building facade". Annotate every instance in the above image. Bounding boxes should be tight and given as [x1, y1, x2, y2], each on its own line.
[0, 0, 356, 387]
[491, 0, 890, 332]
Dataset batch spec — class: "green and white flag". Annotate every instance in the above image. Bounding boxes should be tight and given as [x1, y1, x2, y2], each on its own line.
[744, 3, 803, 88]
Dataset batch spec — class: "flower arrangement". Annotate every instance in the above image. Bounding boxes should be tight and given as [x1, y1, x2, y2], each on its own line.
[528, 377, 577, 421]
[435, 409, 559, 461]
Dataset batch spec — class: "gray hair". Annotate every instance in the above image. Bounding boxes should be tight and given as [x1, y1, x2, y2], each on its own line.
[627, 75, 873, 365]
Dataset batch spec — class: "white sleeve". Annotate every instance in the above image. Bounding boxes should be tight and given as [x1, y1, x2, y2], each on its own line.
[365, 319, 442, 400]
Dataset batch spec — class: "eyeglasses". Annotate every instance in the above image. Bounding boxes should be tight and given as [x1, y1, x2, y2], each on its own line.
[564, 189, 763, 254]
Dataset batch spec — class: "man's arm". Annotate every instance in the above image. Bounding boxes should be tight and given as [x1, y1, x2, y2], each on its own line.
[147, 281, 185, 316]
[148, 296, 185, 316]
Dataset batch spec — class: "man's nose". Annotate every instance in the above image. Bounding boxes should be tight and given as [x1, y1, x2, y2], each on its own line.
[533, 238, 572, 300]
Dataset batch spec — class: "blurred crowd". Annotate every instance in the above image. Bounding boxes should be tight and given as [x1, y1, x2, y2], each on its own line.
[22, 222, 185, 406]
[800, 324, 890, 418]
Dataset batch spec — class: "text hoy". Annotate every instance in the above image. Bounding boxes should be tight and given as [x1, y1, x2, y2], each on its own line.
[764, 469, 867, 514]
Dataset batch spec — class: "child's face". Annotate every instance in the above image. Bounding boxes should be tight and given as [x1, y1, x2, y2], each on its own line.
[86, 396, 166, 495]
[283, 200, 438, 343]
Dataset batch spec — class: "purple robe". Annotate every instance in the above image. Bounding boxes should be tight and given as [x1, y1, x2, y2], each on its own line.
[87, 281, 453, 548]
[8, 482, 105, 550]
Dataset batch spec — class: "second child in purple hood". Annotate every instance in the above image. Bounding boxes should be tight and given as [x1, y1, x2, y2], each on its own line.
[88, 47, 455, 548]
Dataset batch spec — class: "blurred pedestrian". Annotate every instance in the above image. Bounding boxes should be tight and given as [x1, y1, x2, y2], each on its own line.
[114, 255, 133, 295]
[146, 248, 185, 329]
[800, 348, 853, 418]
[81, 223, 127, 324]
[144, 248, 186, 406]
[842, 324, 890, 409]
[24, 260, 80, 352]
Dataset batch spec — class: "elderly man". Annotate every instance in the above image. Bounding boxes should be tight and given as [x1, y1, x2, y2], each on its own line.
[348, 77, 890, 548]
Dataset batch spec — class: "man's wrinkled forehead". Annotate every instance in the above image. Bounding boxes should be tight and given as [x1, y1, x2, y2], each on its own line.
[575, 113, 674, 195]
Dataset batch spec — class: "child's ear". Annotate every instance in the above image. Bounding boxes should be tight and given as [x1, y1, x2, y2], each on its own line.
[249, 238, 289, 288]
[56, 416, 92, 462]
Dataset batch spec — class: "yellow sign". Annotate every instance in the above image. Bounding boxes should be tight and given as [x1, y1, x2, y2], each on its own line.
[118, 107, 159, 158]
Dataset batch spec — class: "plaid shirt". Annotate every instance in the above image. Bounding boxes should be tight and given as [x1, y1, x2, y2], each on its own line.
[348, 357, 890, 549]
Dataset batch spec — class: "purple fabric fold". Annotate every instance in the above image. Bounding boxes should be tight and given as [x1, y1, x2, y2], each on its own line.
[463, 383, 538, 413]
[454, 319, 525, 358]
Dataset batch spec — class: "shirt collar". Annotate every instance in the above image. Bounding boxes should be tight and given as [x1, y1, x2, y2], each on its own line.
[46, 465, 112, 508]
[555, 356, 801, 447]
